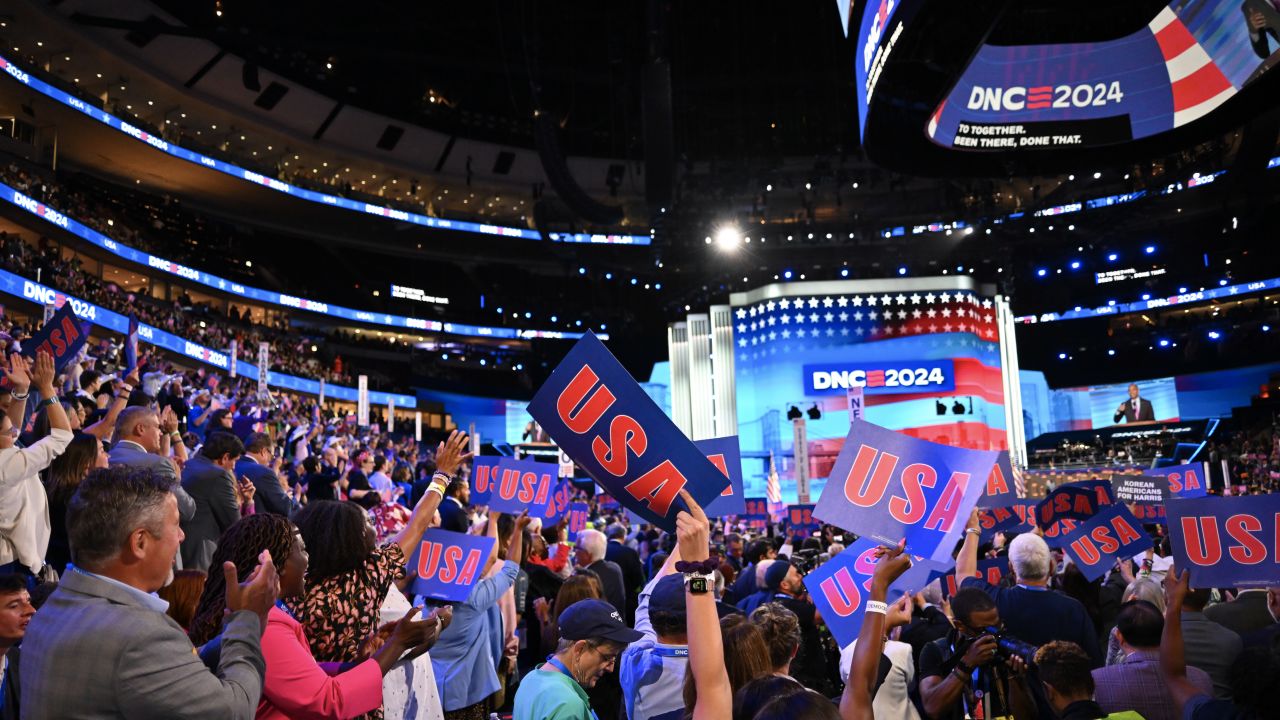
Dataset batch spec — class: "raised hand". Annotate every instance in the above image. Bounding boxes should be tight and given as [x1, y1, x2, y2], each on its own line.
[433, 430, 473, 477]
[1, 353, 31, 395]
[886, 593, 914, 629]
[870, 539, 912, 594]
[31, 351, 56, 395]
[223, 550, 280, 633]
[1162, 566, 1190, 609]
[675, 489, 711, 563]
[159, 405, 180, 434]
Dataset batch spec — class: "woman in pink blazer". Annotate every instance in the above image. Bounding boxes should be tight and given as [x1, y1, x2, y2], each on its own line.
[190, 513, 448, 719]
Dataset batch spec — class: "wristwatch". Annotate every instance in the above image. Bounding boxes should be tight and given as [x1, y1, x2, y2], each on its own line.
[683, 572, 713, 594]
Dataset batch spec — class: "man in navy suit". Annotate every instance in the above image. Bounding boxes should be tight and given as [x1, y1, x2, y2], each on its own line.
[235, 432, 298, 517]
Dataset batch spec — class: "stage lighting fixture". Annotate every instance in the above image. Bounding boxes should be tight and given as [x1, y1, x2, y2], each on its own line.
[1208, 331, 1221, 340]
[1264, 325, 1271, 332]
[935, 400, 947, 416]
[1037, 269, 1047, 277]
[807, 404, 822, 421]
[898, 267, 907, 276]
[787, 405, 803, 421]
[951, 400, 965, 415]
[841, 268, 850, 278]
[784, 270, 793, 279]
[714, 225, 741, 251]
[1108, 253, 1118, 261]
[1108, 349, 1116, 356]
[1219, 279, 1228, 286]
[1158, 339, 1170, 347]
[1145, 245, 1156, 254]
[1070, 261, 1081, 270]
[1058, 353, 1067, 359]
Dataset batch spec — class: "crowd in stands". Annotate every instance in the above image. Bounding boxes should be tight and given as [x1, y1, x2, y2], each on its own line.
[0, 301, 1267, 720]
[1029, 434, 1177, 470]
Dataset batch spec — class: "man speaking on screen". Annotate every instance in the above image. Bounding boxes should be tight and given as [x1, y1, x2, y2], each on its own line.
[1113, 383, 1155, 424]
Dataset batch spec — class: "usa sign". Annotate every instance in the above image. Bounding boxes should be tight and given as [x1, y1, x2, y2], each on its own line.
[21, 303, 90, 374]
[1147, 463, 1209, 499]
[408, 529, 497, 602]
[526, 333, 728, 531]
[469, 456, 502, 506]
[942, 556, 1009, 598]
[695, 436, 746, 518]
[490, 457, 570, 523]
[787, 504, 821, 538]
[1165, 494, 1280, 588]
[975, 451, 1019, 508]
[1060, 504, 1153, 582]
[814, 419, 996, 562]
[803, 537, 949, 648]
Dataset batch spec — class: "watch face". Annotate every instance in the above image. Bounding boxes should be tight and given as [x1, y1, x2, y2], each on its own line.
[689, 577, 709, 594]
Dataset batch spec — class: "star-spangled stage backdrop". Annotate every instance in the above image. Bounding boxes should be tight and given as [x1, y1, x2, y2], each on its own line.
[731, 285, 1007, 503]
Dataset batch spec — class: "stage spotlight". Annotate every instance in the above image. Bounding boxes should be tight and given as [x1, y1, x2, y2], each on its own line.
[1108, 253, 1118, 261]
[841, 268, 850, 278]
[714, 225, 742, 251]
[1145, 245, 1156, 254]
[898, 267, 907, 276]
[1037, 269, 1047, 277]
[951, 400, 965, 415]
[807, 404, 822, 421]
[787, 405, 803, 421]
[935, 400, 947, 416]
[1070, 261, 1081, 270]
[1208, 331, 1221, 340]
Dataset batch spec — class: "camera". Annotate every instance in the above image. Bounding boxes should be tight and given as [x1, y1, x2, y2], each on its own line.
[789, 548, 821, 576]
[979, 626, 1038, 665]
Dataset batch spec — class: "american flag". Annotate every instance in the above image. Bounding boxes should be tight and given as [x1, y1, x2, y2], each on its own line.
[766, 451, 786, 519]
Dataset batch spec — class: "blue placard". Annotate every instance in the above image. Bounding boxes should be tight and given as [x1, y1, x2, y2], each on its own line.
[813, 419, 997, 562]
[942, 557, 1009, 599]
[543, 479, 573, 526]
[1147, 463, 1209, 498]
[1131, 503, 1167, 526]
[407, 529, 497, 603]
[695, 436, 746, 518]
[525, 333, 729, 531]
[976, 499, 1038, 542]
[21, 303, 89, 374]
[740, 498, 770, 520]
[1165, 494, 1280, 588]
[802, 360, 955, 396]
[976, 451, 1019, 508]
[490, 457, 561, 519]
[786, 504, 821, 538]
[1036, 479, 1117, 530]
[469, 457, 501, 506]
[802, 537, 949, 648]
[1060, 504, 1153, 582]
[567, 502, 590, 536]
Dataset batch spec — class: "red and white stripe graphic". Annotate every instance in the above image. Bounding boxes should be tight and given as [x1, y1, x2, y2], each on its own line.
[927, 99, 946, 138]
[1150, 6, 1235, 128]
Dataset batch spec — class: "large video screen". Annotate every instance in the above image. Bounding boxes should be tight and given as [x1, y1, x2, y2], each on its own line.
[733, 282, 1006, 503]
[1088, 377, 1182, 428]
[927, 0, 1279, 150]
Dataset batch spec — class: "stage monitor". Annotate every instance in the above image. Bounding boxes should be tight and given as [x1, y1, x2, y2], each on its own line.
[1088, 377, 1181, 428]
[927, 0, 1279, 150]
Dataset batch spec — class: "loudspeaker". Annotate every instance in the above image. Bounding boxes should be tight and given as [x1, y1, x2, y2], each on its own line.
[376, 125, 404, 151]
[492, 151, 515, 175]
[254, 82, 289, 110]
[242, 62, 261, 92]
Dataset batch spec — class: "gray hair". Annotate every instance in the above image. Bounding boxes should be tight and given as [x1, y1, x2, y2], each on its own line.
[1009, 533, 1051, 581]
[605, 523, 627, 541]
[755, 558, 776, 587]
[577, 529, 607, 563]
[68, 465, 175, 571]
[112, 406, 156, 445]
[1123, 577, 1166, 613]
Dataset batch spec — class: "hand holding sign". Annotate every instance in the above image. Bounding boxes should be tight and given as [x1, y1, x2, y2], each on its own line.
[408, 529, 498, 602]
[675, 489, 711, 563]
[1164, 494, 1280, 588]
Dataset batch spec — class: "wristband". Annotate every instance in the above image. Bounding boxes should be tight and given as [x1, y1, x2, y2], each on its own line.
[864, 600, 888, 615]
[10, 391, 28, 400]
[35, 397, 57, 412]
[426, 480, 448, 498]
[675, 558, 719, 574]
[964, 528, 981, 537]
[433, 471, 454, 483]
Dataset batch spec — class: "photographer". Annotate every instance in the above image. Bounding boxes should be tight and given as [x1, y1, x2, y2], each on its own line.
[762, 557, 837, 697]
[919, 588, 1037, 720]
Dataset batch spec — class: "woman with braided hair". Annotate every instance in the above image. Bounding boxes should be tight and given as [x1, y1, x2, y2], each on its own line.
[190, 513, 445, 719]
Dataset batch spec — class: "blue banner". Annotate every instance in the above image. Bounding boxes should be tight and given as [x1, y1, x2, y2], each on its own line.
[1061, 504, 1153, 582]
[124, 315, 139, 374]
[1147, 463, 1209, 498]
[813, 419, 997, 562]
[525, 333, 729, 531]
[976, 451, 1019, 508]
[1165, 494, 1280, 588]
[567, 502, 590, 536]
[695, 436, 746, 518]
[407, 529, 497, 602]
[469, 457, 501, 506]
[802, 537, 949, 648]
[802, 360, 955, 396]
[490, 457, 561, 519]
[1036, 479, 1117, 530]
[21, 303, 89, 374]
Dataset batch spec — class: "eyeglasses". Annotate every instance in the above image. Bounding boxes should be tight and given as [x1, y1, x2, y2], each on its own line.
[0, 428, 18, 439]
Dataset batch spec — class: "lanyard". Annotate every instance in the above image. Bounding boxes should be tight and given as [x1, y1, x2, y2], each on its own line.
[546, 654, 577, 681]
[652, 646, 689, 658]
[1016, 584, 1048, 591]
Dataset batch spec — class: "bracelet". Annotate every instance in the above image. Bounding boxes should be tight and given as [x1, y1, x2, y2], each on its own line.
[121, 384, 135, 393]
[964, 528, 981, 536]
[433, 471, 454, 483]
[864, 600, 888, 615]
[35, 397, 57, 412]
[951, 666, 971, 683]
[10, 390, 28, 400]
[426, 480, 448, 498]
[171, 431, 183, 440]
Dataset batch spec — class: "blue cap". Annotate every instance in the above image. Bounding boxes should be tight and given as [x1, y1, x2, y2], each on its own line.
[557, 598, 644, 644]
[648, 574, 688, 615]
[764, 558, 792, 591]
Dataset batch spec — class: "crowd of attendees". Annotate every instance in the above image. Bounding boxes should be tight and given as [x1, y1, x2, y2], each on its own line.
[1029, 434, 1178, 470]
[0, 301, 1267, 720]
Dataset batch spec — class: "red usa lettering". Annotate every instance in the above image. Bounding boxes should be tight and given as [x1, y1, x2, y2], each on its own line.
[986, 463, 1010, 497]
[1179, 512, 1278, 566]
[1068, 514, 1142, 566]
[707, 454, 733, 497]
[840, 445, 971, 532]
[818, 566, 864, 618]
[1167, 470, 1202, 494]
[416, 542, 483, 586]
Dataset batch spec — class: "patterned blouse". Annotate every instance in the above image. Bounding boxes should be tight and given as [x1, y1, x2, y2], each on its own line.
[286, 542, 407, 720]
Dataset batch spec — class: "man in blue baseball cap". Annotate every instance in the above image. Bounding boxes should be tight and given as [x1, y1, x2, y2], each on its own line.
[514, 598, 643, 720]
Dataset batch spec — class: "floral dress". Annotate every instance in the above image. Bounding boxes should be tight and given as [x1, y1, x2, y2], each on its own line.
[287, 542, 406, 720]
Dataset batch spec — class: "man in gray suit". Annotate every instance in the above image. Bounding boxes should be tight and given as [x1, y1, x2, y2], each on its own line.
[20, 464, 277, 718]
[110, 406, 196, 522]
[180, 432, 245, 573]
[1181, 589, 1243, 698]
[235, 432, 299, 517]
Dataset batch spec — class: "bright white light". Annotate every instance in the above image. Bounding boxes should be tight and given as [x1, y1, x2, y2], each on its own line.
[714, 226, 741, 251]
[1093, 172, 1101, 179]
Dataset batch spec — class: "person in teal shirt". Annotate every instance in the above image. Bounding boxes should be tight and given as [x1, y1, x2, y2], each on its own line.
[514, 598, 642, 720]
